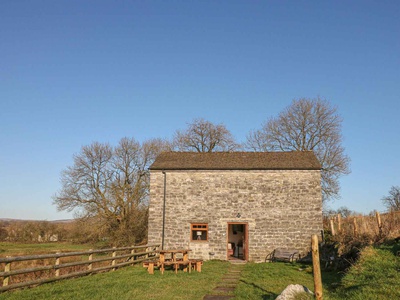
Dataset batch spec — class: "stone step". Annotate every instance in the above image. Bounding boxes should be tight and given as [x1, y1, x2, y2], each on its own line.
[217, 280, 239, 286]
[216, 283, 237, 288]
[222, 274, 241, 279]
[213, 286, 235, 293]
[222, 276, 241, 281]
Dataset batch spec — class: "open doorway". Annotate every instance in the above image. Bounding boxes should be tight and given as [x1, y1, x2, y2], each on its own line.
[227, 223, 247, 261]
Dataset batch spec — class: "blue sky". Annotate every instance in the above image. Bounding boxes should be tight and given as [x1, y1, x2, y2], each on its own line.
[1, 1, 399, 220]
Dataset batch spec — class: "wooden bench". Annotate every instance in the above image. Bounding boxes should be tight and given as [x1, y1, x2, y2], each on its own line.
[265, 249, 300, 263]
[189, 259, 203, 272]
[142, 260, 160, 274]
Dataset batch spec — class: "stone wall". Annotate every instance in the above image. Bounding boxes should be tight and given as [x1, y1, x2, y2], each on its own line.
[148, 169, 322, 262]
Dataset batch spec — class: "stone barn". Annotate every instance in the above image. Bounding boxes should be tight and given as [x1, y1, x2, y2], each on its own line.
[147, 151, 322, 262]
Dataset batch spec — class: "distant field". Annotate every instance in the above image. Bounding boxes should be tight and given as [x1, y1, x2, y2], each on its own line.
[0, 242, 93, 257]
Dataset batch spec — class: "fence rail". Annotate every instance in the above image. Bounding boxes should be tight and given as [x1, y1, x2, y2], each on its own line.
[0, 244, 160, 292]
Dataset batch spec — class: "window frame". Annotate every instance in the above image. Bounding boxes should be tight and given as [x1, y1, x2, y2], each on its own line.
[190, 223, 208, 242]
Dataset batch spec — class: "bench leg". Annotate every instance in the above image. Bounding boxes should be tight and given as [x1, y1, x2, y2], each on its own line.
[196, 261, 202, 272]
[148, 262, 154, 274]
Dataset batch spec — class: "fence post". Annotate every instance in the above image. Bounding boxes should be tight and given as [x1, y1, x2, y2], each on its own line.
[353, 217, 358, 237]
[88, 250, 93, 271]
[330, 219, 335, 236]
[112, 247, 117, 271]
[337, 213, 342, 233]
[130, 246, 136, 266]
[55, 253, 60, 277]
[3, 259, 11, 286]
[311, 234, 323, 300]
[376, 211, 382, 235]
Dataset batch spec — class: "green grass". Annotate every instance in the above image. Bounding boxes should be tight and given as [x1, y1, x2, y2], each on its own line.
[1, 244, 399, 299]
[0, 242, 93, 257]
[236, 246, 400, 300]
[329, 246, 400, 299]
[0, 260, 337, 300]
[235, 262, 340, 300]
[0, 260, 230, 300]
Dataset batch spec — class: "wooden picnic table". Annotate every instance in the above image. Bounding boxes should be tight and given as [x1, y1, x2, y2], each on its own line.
[159, 249, 191, 274]
[159, 249, 191, 263]
[143, 249, 202, 274]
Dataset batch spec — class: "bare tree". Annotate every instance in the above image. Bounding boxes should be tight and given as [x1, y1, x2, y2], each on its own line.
[53, 137, 170, 245]
[382, 186, 400, 211]
[246, 97, 350, 201]
[324, 206, 356, 218]
[173, 118, 239, 152]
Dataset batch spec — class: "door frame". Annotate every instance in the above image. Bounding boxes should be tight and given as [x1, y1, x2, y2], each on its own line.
[226, 222, 248, 261]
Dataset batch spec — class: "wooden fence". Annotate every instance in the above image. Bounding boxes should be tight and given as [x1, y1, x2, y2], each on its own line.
[0, 244, 160, 292]
[325, 210, 400, 239]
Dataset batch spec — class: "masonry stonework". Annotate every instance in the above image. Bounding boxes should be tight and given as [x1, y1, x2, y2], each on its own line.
[148, 169, 322, 262]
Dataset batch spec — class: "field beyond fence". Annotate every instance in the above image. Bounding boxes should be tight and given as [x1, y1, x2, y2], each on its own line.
[0, 244, 160, 292]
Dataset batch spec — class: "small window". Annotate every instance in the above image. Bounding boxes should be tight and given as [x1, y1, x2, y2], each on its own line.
[191, 223, 208, 241]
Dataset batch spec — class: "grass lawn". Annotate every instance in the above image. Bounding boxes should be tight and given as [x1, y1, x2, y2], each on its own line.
[234, 245, 400, 300]
[235, 262, 340, 300]
[0, 260, 230, 300]
[0, 260, 338, 300]
[330, 246, 400, 299]
[1, 243, 399, 299]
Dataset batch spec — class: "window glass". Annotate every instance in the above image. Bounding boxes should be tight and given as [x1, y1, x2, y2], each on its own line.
[191, 223, 208, 241]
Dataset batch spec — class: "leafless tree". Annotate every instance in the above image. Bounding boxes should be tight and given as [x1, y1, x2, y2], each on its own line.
[53, 137, 170, 245]
[382, 186, 400, 211]
[324, 206, 356, 218]
[173, 118, 239, 152]
[246, 97, 350, 201]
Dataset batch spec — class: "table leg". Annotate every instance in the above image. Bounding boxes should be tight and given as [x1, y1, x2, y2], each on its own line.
[183, 251, 189, 272]
[174, 263, 178, 274]
[160, 263, 165, 274]
[159, 253, 165, 274]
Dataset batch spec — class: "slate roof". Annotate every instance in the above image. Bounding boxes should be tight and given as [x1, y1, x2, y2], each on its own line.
[149, 151, 321, 170]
